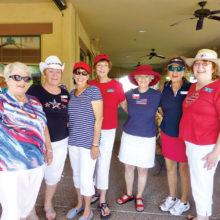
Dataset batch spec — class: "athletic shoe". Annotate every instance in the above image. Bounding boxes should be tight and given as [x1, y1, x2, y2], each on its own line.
[159, 196, 177, 212]
[169, 199, 190, 216]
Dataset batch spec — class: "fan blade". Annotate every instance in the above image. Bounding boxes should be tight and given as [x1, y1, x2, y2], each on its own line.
[0, 42, 9, 48]
[149, 55, 153, 60]
[156, 55, 166, 59]
[210, 10, 220, 15]
[196, 18, 204, 30]
[208, 15, 220, 21]
[170, 17, 195, 26]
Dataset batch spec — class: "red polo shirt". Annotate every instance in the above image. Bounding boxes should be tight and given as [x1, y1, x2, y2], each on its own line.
[88, 79, 125, 129]
[179, 80, 220, 145]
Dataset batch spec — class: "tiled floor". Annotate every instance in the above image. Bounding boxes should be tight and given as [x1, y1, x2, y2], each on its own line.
[34, 111, 220, 220]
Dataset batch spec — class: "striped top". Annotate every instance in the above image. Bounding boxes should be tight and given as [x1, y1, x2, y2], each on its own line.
[68, 86, 102, 149]
[0, 91, 47, 171]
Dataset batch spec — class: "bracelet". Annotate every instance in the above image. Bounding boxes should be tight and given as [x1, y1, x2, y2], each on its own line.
[47, 149, 53, 153]
[92, 144, 99, 147]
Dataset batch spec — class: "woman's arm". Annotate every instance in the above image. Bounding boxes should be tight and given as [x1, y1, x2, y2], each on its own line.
[202, 132, 220, 170]
[44, 125, 53, 165]
[119, 99, 128, 114]
[91, 100, 103, 160]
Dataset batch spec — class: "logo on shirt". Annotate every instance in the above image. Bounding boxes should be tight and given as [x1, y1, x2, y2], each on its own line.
[107, 89, 114, 92]
[203, 87, 213, 93]
[132, 94, 140, 99]
[136, 99, 147, 105]
[185, 92, 199, 107]
[61, 95, 68, 102]
[180, 91, 188, 95]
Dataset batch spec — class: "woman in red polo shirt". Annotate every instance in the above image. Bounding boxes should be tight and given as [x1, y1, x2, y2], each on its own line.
[179, 49, 220, 220]
[88, 54, 127, 219]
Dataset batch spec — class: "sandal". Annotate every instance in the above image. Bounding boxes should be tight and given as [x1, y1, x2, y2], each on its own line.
[44, 206, 56, 220]
[117, 193, 134, 205]
[135, 198, 144, 212]
[91, 192, 100, 204]
[187, 215, 196, 220]
[99, 202, 111, 219]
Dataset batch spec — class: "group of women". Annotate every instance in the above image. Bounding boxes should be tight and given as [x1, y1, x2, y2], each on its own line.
[0, 48, 219, 220]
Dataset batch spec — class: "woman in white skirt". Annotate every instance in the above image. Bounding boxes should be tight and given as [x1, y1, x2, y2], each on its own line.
[117, 65, 161, 212]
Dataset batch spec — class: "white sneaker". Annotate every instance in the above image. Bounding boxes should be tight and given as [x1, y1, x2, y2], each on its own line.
[169, 199, 190, 216]
[159, 196, 177, 212]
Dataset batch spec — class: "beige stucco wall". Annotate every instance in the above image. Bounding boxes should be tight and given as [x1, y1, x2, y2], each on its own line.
[0, 1, 95, 91]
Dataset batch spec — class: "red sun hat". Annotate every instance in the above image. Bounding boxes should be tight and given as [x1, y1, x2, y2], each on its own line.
[73, 62, 91, 74]
[94, 54, 110, 65]
[128, 65, 161, 86]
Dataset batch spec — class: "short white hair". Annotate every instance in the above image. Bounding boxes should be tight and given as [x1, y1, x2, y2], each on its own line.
[4, 62, 31, 79]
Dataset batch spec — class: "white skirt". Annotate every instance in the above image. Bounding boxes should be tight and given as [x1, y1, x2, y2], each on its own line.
[118, 131, 156, 168]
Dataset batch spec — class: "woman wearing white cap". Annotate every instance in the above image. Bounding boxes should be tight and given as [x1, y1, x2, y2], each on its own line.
[27, 56, 69, 220]
[179, 49, 220, 220]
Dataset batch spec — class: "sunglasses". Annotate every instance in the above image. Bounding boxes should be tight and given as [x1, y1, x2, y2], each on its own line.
[9, 75, 32, 83]
[168, 66, 185, 72]
[74, 70, 89, 76]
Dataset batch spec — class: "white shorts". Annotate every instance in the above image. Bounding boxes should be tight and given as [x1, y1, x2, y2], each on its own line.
[44, 137, 68, 185]
[94, 129, 116, 190]
[118, 131, 156, 168]
[185, 141, 219, 216]
[0, 165, 44, 220]
[69, 145, 96, 196]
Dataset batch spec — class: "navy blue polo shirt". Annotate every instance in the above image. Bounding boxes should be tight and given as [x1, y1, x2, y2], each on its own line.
[160, 80, 191, 137]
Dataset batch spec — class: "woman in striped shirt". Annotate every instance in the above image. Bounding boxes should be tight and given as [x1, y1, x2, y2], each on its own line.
[66, 62, 103, 220]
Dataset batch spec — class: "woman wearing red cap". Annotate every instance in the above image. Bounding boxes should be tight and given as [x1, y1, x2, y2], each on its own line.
[117, 65, 161, 212]
[159, 57, 191, 216]
[67, 62, 103, 220]
[88, 54, 127, 218]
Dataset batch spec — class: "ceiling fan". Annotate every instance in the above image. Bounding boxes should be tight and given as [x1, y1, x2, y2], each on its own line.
[141, 49, 166, 60]
[170, 1, 220, 30]
[0, 38, 20, 48]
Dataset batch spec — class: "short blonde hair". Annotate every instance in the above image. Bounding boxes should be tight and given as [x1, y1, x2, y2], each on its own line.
[4, 62, 31, 79]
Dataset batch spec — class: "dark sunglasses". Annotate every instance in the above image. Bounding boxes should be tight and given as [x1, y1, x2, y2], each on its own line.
[168, 66, 185, 72]
[9, 75, 32, 83]
[74, 70, 89, 76]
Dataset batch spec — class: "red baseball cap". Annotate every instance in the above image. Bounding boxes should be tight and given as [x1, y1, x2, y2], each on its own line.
[94, 54, 110, 65]
[73, 62, 91, 74]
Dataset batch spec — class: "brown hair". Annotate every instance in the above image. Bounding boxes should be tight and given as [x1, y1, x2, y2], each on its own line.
[190, 60, 220, 80]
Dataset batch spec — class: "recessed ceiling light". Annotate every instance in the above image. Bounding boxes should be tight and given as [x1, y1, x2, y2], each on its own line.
[139, 30, 146, 33]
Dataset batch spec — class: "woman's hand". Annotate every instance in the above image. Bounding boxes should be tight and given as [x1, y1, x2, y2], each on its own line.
[202, 151, 219, 170]
[45, 151, 53, 166]
[91, 146, 99, 160]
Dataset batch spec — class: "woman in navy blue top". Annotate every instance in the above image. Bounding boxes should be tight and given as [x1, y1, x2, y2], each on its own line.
[117, 65, 161, 212]
[66, 62, 103, 220]
[159, 57, 191, 216]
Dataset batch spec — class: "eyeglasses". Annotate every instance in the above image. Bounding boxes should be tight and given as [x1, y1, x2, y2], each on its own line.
[168, 66, 185, 72]
[9, 75, 32, 83]
[74, 70, 89, 76]
[194, 62, 210, 67]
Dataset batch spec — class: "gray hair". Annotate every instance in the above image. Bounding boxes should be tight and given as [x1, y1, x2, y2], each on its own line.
[4, 62, 31, 79]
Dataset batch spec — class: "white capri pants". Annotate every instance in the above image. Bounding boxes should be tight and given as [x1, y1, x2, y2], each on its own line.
[69, 145, 96, 196]
[94, 129, 116, 190]
[185, 141, 219, 217]
[0, 165, 44, 220]
[44, 137, 68, 185]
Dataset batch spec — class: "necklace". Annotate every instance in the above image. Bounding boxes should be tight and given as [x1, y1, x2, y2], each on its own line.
[21, 102, 37, 119]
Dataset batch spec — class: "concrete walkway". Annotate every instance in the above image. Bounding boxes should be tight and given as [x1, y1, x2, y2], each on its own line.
[34, 111, 220, 220]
